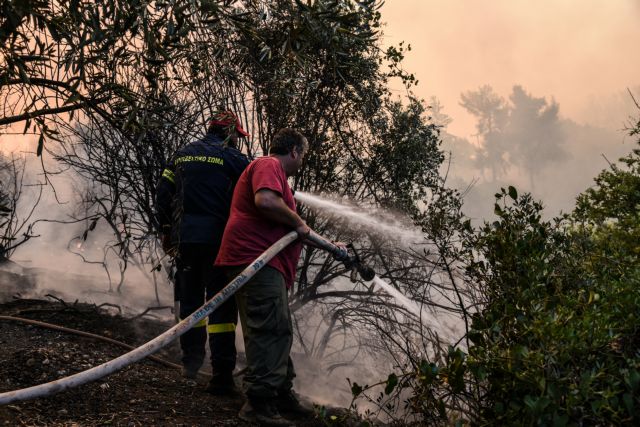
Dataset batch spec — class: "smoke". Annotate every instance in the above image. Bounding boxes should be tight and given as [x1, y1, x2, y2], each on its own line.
[0, 137, 406, 414]
[578, 87, 640, 130]
[0, 138, 414, 414]
[0, 135, 171, 315]
[288, 276, 409, 413]
[442, 104, 632, 221]
[380, 1, 640, 222]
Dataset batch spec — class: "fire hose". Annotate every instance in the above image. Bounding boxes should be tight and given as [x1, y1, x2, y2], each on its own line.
[0, 230, 373, 405]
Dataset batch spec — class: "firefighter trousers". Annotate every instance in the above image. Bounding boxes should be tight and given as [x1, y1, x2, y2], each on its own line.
[176, 243, 237, 375]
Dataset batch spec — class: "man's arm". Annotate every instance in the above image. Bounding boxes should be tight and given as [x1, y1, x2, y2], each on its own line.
[254, 189, 310, 238]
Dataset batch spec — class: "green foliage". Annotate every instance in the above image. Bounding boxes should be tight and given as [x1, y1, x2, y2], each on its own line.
[347, 347, 472, 426]
[1, 0, 254, 147]
[348, 112, 640, 425]
[573, 142, 640, 260]
[365, 96, 443, 215]
[464, 115, 640, 424]
[1, 0, 389, 146]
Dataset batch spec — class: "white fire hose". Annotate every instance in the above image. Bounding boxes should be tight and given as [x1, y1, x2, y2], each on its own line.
[0, 230, 347, 405]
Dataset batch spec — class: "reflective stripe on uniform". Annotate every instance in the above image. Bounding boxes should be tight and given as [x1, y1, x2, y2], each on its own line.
[207, 323, 236, 334]
[162, 168, 175, 183]
[175, 155, 224, 166]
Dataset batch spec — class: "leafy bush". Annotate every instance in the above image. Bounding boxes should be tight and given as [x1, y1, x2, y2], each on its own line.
[348, 114, 640, 425]
[468, 192, 639, 424]
[466, 115, 640, 424]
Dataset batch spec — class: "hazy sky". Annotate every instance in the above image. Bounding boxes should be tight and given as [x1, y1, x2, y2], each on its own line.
[381, 0, 640, 138]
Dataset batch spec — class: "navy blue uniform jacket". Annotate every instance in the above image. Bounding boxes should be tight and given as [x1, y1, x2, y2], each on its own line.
[155, 133, 250, 245]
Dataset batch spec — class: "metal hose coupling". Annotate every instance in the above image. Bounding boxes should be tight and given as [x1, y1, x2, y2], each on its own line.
[306, 231, 376, 282]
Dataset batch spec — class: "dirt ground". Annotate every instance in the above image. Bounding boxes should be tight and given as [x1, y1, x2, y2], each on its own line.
[0, 298, 355, 426]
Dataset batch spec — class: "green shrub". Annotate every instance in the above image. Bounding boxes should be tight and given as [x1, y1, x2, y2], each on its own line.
[466, 116, 640, 425]
[348, 115, 640, 426]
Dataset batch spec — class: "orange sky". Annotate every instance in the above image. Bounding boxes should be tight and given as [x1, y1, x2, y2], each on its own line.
[381, 0, 640, 138]
[2, 1, 638, 150]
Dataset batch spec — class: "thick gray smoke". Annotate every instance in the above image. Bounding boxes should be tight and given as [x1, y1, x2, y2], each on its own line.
[0, 141, 171, 314]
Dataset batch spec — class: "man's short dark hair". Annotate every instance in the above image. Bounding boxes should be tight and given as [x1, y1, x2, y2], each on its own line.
[269, 128, 307, 155]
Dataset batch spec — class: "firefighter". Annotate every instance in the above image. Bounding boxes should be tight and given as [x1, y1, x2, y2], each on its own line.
[155, 111, 250, 394]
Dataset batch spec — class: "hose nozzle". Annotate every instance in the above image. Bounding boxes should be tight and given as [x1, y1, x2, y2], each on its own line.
[304, 231, 376, 282]
[343, 244, 376, 282]
[356, 264, 376, 281]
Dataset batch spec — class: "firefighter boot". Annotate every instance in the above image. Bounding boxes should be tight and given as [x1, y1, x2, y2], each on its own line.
[206, 320, 237, 395]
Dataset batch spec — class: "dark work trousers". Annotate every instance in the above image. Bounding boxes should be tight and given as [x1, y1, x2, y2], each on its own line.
[176, 243, 237, 375]
[227, 265, 295, 400]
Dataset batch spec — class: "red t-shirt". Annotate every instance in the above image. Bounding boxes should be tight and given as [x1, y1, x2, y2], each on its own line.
[215, 156, 302, 288]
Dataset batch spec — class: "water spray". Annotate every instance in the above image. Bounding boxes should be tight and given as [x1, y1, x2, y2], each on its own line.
[295, 191, 426, 246]
[296, 192, 456, 338]
[309, 231, 428, 320]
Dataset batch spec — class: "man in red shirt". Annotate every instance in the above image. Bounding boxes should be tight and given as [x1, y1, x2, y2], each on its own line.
[216, 128, 326, 425]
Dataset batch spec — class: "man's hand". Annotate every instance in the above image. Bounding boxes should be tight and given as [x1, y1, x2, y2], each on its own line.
[332, 241, 348, 261]
[295, 223, 311, 240]
[161, 233, 176, 256]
